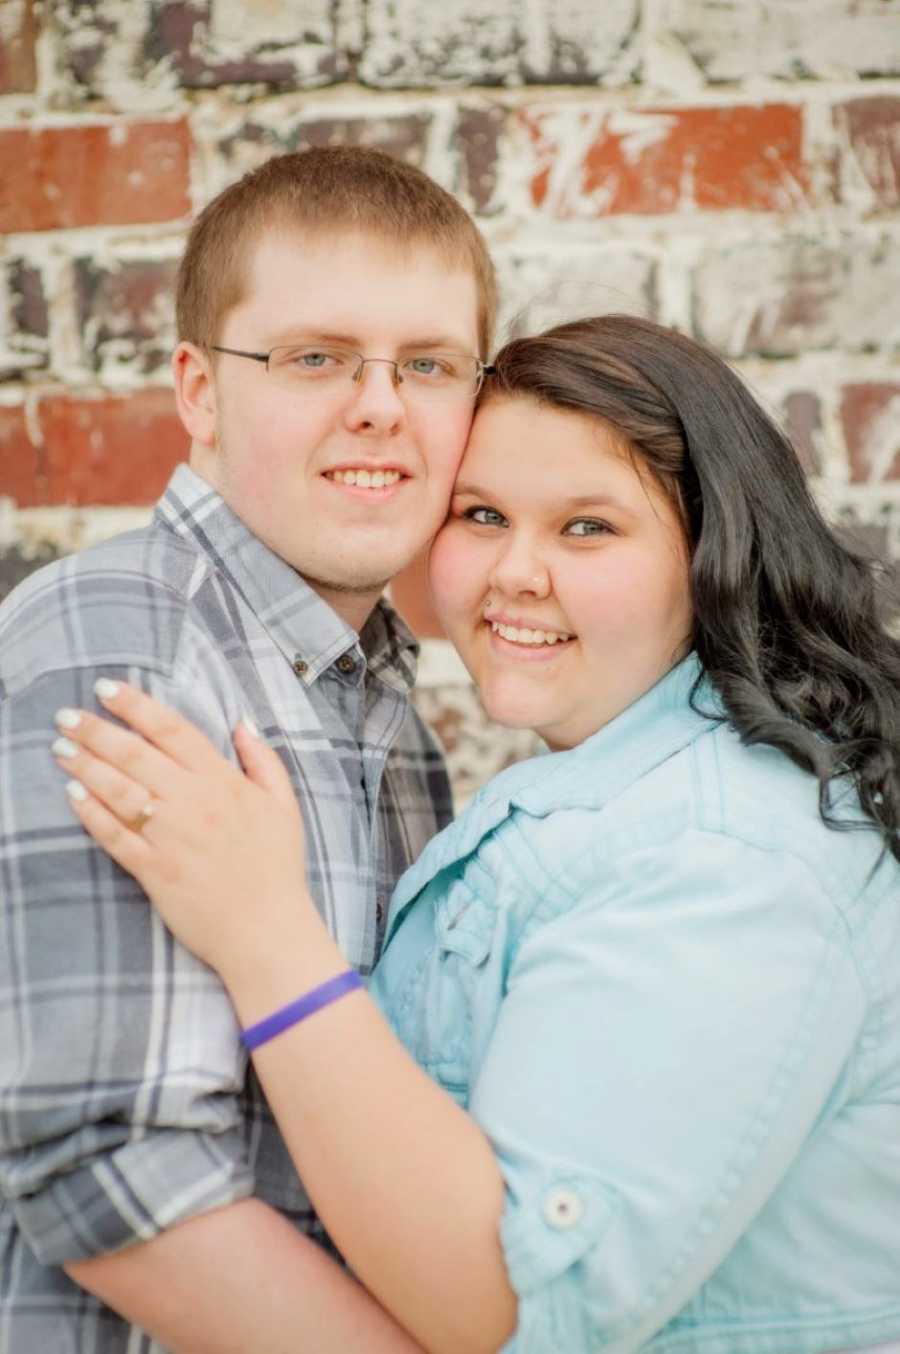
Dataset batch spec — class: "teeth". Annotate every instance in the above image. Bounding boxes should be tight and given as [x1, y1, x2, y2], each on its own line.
[490, 622, 573, 646]
[330, 469, 402, 487]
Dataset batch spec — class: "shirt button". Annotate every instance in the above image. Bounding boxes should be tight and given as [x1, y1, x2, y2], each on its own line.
[336, 653, 357, 674]
[293, 658, 308, 677]
[543, 1188, 583, 1230]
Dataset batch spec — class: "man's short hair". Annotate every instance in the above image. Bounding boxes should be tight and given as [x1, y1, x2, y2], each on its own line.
[176, 146, 497, 358]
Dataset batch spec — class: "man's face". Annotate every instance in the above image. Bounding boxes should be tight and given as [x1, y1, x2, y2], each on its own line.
[194, 229, 481, 625]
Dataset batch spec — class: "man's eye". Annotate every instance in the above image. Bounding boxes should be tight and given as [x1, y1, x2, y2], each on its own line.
[405, 355, 453, 379]
[298, 350, 338, 368]
[463, 506, 507, 527]
[278, 348, 345, 371]
[565, 518, 611, 537]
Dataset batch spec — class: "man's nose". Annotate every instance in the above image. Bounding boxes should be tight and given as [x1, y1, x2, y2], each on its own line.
[342, 359, 406, 434]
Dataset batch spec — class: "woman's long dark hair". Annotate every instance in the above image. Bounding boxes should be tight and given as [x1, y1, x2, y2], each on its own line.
[487, 315, 900, 862]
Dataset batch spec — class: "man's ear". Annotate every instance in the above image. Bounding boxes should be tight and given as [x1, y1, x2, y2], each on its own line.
[172, 342, 217, 447]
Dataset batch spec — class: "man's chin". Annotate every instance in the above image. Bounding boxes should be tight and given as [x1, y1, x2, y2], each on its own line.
[300, 568, 394, 598]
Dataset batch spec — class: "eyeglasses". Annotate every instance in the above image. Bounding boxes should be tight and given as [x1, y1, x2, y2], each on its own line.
[210, 343, 495, 404]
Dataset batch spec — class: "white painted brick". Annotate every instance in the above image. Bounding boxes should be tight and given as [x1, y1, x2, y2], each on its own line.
[652, 0, 900, 82]
[359, 0, 640, 88]
[692, 232, 900, 357]
[494, 244, 658, 341]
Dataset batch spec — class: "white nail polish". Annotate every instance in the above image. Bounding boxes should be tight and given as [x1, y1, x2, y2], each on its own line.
[52, 737, 78, 759]
[66, 780, 88, 802]
[94, 679, 119, 700]
[242, 718, 259, 737]
[55, 708, 81, 729]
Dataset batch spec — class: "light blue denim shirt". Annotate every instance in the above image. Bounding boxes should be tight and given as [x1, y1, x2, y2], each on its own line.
[371, 655, 900, 1354]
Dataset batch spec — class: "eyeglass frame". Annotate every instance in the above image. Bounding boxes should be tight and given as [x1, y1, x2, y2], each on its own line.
[209, 343, 496, 398]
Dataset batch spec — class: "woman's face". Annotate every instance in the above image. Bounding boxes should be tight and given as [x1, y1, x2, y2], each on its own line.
[428, 395, 693, 750]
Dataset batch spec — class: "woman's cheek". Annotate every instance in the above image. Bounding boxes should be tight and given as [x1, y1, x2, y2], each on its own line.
[427, 525, 479, 629]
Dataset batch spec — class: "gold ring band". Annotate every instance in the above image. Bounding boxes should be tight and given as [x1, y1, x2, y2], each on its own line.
[127, 800, 155, 834]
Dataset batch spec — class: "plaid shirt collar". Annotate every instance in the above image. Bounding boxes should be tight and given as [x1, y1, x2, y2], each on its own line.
[156, 463, 419, 694]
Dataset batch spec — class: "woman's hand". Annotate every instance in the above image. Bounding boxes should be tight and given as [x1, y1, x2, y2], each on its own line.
[52, 680, 313, 983]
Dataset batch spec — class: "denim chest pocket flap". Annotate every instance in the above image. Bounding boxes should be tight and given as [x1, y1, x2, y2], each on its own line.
[434, 879, 496, 966]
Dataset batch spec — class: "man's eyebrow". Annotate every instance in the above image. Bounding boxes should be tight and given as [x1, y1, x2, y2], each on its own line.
[265, 329, 474, 351]
[453, 483, 635, 514]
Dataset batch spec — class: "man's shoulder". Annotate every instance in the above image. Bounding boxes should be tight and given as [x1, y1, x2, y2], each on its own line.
[0, 520, 212, 695]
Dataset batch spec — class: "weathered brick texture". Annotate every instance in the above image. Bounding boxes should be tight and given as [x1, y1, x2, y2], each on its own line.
[842, 384, 900, 484]
[2, 0, 899, 785]
[74, 257, 178, 381]
[358, 0, 641, 87]
[0, 391, 187, 507]
[0, 0, 37, 94]
[0, 121, 193, 232]
[692, 235, 900, 357]
[522, 103, 810, 217]
[656, 0, 900, 82]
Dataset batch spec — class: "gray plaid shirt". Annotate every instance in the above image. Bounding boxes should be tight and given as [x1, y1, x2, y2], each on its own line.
[0, 464, 452, 1353]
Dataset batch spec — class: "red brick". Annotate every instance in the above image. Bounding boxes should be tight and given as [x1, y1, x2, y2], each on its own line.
[782, 391, 823, 476]
[0, 121, 192, 234]
[523, 104, 809, 217]
[834, 97, 900, 210]
[391, 551, 443, 639]
[0, 404, 41, 506]
[0, 0, 37, 94]
[38, 389, 187, 505]
[841, 384, 900, 485]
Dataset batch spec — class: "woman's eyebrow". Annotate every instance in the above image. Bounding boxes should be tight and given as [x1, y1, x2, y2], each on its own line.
[453, 484, 635, 515]
[452, 482, 494, 499]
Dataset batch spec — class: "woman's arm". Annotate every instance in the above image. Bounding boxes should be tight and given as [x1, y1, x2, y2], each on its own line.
[52, 682, 518, 1354]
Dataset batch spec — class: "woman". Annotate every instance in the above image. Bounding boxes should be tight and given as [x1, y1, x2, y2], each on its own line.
[52, 317, 900, 1353]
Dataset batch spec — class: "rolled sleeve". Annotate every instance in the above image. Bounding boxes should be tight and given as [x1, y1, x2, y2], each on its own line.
[472, 830, 867, 1352]
[0, 658, 253, 1264]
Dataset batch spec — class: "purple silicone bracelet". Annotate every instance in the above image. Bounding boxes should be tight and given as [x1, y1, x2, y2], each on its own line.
[240, 969, 363, 1051]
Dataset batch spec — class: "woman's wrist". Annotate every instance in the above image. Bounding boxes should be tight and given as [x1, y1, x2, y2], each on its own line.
[219, 895, 348, 1028]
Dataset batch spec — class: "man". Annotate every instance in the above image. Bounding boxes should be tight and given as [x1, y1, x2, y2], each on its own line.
[0, 147, 496, 1351]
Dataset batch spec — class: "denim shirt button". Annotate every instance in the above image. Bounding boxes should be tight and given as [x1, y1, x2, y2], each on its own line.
[543, 1187, 583, 1229]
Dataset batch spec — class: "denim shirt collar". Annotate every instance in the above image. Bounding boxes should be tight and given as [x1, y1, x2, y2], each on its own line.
[385, 653, 721, 944]
[155, 463, 418, 691]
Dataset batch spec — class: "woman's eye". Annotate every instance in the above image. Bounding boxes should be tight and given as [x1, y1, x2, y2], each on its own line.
[463, 506, 507, 527]
[564, 518, 611, 537]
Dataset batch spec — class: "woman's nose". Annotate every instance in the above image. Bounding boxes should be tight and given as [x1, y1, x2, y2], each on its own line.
[489, 538, 551, 599]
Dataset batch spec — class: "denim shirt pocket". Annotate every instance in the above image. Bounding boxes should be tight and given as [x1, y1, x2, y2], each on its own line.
[420, 880, 498, 1098]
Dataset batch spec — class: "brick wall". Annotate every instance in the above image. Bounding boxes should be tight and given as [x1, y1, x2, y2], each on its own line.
[2, 0, 899, 800]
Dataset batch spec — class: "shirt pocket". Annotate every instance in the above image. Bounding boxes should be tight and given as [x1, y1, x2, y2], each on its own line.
[419, 879, 498, 1099]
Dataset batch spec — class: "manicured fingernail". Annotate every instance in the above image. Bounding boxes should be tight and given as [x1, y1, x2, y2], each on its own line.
[241, 718, 259, 737]
[55, 708, 81, 729]
[66, 780, 88, 802]
[95, 679, 119, 700]
[52, 737, 78, 759]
